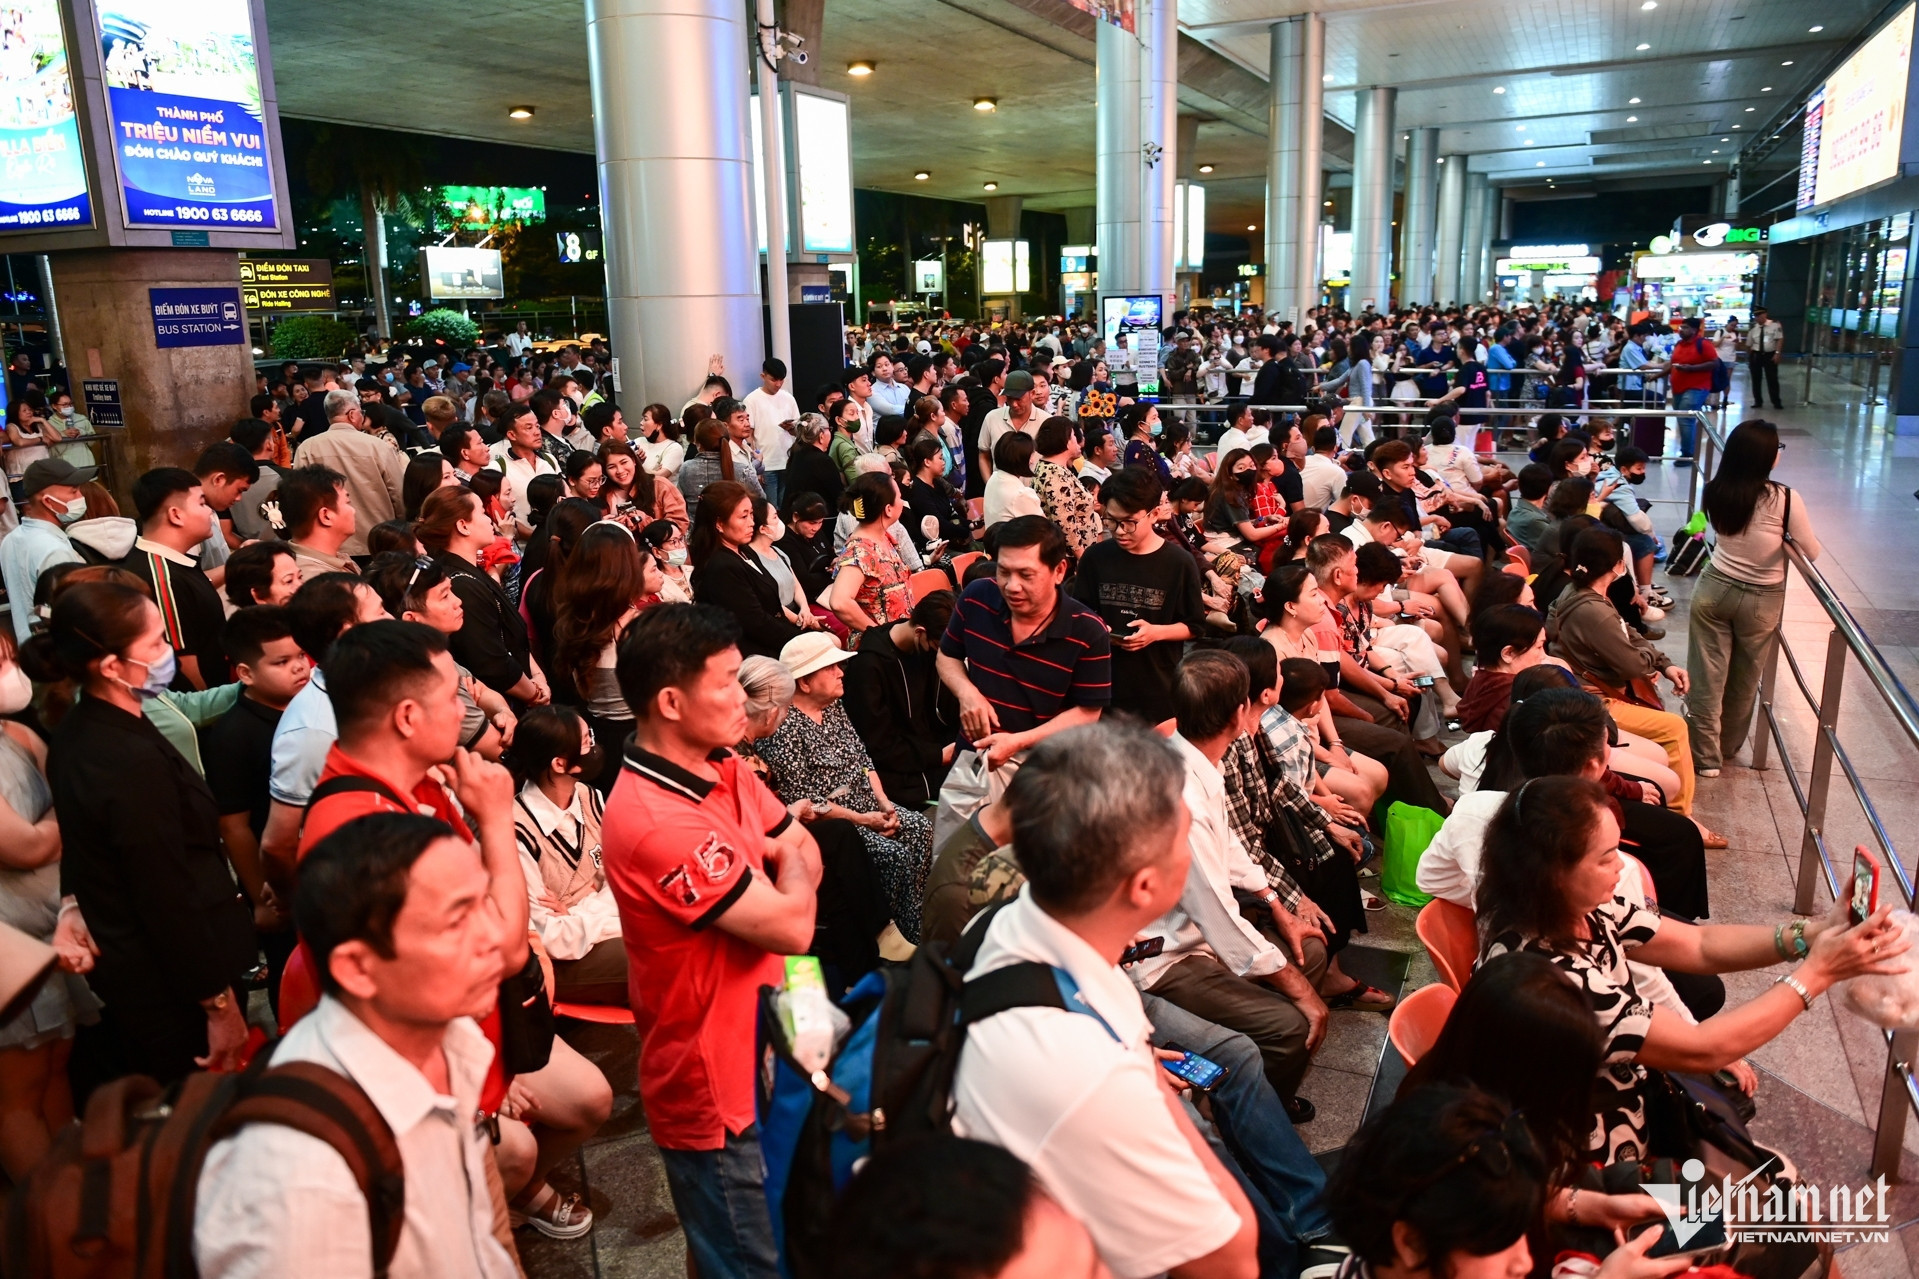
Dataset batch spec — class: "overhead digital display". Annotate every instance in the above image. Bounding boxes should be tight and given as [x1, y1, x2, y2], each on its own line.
[1810, 3, 1915, 207]
[419, 246, 503, 300]
[794, 90, 852, 254]
[96, 0, 278, 229]
[0, 0, 92, 232]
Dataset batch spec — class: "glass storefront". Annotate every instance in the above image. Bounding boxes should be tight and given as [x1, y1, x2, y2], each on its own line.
[1801, 214, 1909, 398]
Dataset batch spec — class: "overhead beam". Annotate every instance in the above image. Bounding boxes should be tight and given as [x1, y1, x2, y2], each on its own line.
[1317, 40, 1837, 94]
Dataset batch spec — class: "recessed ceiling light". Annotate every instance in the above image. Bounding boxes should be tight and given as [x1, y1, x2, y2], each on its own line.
[1629, 97, 1642, 104]
[1636, 42, 1651, 50]
[1732, 123, 1741, 128]
[1536, 160, 1546, 167]
[1247, 224, 1258, 231]
[1809, 25, 1823, 32]
[1627, 115, 1638, 122]
[1493, 86, 1506, 94]
[973, 98, 997, 112]
[507, 105, 535, 119]
[1745, 106, 1755, 111]
[1704, 160, 1713, 164]
[1641, 0, 1656, 8]
[847, 60, 875, 76]
[1198, 164, 1214, 173]
[1323, 73, 1334, 82]
[1782, 60, 1794, 66]
[1712, 149, 1720, 153]
[983, 181, 998, 190]
[1516, 123, 1526, 130]
[1525, 139, 1534, 145]
[1437, 157, 1446, 163]
[1721, 137, 1729, 141]
[913, 171, 929, 180]
[1761, 86, 1772, 91]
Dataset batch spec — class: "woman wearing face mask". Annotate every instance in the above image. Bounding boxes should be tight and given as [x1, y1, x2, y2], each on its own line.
[46, 390, 95, 470]
[504, 705, 626, 1006]
[638, 517, 695, 604]
[748, 496, 821, 633]
[0, 629, 101, 1180]
[26, 581, 255, 1088]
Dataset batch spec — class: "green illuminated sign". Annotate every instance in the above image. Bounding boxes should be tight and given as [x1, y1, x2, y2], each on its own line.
[438, 185, 547, 227]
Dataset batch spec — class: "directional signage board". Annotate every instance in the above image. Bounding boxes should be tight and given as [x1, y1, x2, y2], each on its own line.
[150, 285, 245, 347]
[238, 257, 334, 310]
[81, 377, 122, 426]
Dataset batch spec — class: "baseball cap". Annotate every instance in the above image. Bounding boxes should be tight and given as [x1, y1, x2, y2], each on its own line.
[1004, 369, 1036, 397]
[21, 457, 96, 497]
[451, 362, 472, 373]
[779, 632, 855, 680]
[1343, 471, 1384, 502]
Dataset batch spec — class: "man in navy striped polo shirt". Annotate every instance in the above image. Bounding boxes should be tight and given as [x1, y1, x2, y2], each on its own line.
[936, 515, 1111, 776]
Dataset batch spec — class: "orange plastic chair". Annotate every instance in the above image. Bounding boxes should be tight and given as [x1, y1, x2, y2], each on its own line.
[1415, 898, 1480, 992]
[965, 497, 984, 523]
[908, 567, 951, 601]
[947, 550, 985, 580]
[1389, 983, 1458, 1067]
[553, 1002, 636, 1026]
[1155, 718, 1177, 737]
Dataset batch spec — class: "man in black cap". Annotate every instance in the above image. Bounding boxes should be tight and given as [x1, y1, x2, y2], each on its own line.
[0, 457, 94, 641]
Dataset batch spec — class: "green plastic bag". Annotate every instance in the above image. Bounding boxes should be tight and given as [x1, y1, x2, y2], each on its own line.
[1380, 801, 1446, 907]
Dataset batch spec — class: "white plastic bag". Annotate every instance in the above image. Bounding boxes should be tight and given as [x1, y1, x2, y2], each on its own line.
[1839, 910, 1919, 1029]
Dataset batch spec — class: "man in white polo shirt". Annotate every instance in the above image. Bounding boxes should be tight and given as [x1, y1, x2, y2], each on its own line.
[952, 721, 1258, 1279]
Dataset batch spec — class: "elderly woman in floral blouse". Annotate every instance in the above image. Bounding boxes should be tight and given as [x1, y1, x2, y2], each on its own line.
[756, 631, 934, 943]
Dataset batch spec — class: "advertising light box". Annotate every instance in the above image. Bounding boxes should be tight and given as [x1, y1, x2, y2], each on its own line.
[96, 0, 278, 229]
[420, 246, 504, 300]
[794, 90, 852, 254]
[982, 239, 1029, 294]
[0, 0, 92, 232]
[1810, 3, 1915, 207]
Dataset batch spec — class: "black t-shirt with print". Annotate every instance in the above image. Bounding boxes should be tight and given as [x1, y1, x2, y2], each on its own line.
[1069, 539, 1205, 724]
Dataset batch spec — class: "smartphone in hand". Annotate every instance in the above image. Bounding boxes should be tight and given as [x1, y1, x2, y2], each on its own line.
[1851, 849, 1880, 926]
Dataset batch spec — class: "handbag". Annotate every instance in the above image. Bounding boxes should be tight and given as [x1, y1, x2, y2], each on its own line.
[496, 948, 556, 1076]
[1379, 801, 1444, 907]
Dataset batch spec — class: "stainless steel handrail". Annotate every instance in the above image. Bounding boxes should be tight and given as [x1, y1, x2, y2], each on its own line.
[1686, 418, 1919, 1176]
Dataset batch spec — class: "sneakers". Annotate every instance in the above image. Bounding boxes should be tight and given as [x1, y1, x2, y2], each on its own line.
[1698, 768, 1722, 778]
[1301, 1242, 1355, 1279]
[1640, 604, 1666, 623]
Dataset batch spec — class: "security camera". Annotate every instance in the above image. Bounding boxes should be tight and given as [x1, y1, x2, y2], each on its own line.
[788, 47, 807, 63]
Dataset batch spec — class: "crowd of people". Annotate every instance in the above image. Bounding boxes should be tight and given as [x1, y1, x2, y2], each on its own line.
[0, 296, 1878, 1279]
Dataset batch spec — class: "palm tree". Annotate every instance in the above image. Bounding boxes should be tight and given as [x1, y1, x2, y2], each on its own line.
[302, 126, 434, 341]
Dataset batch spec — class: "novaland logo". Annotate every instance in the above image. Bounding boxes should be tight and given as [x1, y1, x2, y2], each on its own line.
[1644, 1158, 1893, 1247]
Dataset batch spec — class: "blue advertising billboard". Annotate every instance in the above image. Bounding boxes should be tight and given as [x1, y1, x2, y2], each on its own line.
[0, 0, 93, 232]
[96, 0, 276, 230]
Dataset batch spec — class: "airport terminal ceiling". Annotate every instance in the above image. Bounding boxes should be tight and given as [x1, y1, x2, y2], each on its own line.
[264, 0, 1892, 238]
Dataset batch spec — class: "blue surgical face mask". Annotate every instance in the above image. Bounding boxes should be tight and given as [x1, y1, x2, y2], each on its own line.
[48, 493, 86, 525]
[118, 646, 176, 700]
[1148, 419, 1162, 436]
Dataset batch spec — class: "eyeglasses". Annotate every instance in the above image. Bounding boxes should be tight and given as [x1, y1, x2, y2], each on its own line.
[1099, 511, 1153, 532]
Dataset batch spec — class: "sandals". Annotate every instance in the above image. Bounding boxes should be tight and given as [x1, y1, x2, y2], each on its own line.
[1701, 827, 1730, 850]
[1324, 981, 1397, 1011]
[512, 1184, 594, 1239]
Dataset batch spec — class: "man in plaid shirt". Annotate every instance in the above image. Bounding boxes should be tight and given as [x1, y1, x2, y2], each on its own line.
[1220, 639, 1393, 1012]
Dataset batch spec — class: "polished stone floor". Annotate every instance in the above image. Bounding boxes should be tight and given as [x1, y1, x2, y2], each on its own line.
[521, 362, 1919, 1278]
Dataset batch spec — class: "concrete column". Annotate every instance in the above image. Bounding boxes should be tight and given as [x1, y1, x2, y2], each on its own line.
[1434, 154, 1466, 305]
[1140, 0, 1178, 311]
[1459, 170, 1487, 304]
[984, 196, 1025, 241]
[1294, 15, 1324, 318]
[1064, 207, 1095, 244]
[1724, 171, 1742, 218]
[1264, 18, 1301, 320]
[1097, 0, 1177, 312]
[1348, 86, 1395, 312]
[49, 250, 251, 486]
[754, 0, 790, 369]
[1398, 127, 1439, 306]
[1480, 180, 1501, 299]
[1499, 195, 1514, 241]
[1096, 19, 1142, 297]
[587, 0, 762, 407]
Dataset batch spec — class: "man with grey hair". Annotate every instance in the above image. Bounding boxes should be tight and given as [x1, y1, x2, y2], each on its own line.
[951, 720, 1260, 1279]
[293, 386, 406, 557]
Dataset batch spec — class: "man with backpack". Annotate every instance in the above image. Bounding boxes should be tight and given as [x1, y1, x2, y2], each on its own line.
[192, 811, 522, 1278]
[950, 720, 1260, 1279]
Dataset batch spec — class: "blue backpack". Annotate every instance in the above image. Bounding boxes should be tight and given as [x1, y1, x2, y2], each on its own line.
[755, 903, 1116, 1278]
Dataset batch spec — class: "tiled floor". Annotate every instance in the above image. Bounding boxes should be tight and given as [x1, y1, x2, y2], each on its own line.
[525, 363, 1919, 1277]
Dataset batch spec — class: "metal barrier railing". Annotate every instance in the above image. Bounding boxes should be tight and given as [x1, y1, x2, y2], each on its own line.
[1683, 419, 1919, 1177]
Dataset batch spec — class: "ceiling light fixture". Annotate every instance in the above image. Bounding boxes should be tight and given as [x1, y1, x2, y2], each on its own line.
[1636, 42, 1651, 50]
[1246, 224, 1258, 231]
[1524, 139, 1534, 145]
[1536, 160, 1546, 166]
[1629, 96, 1642, 103]
[1493, 85, 1506, 94]
[1732, 123, 1741, 128]
[1744, 106, 1755, 111]
[1198, 164, 1214, 173]
[973, 97, 997, 112]
[1721, 136, 1729, 141]
[1641, 0, 1656, 8]
[847, 60, 875, 76]
[1712, 149, 1720, 153]
[1782, 60, 1794, 66]
[983, 181, 998, 190]
[913, 171, 929, 180]
[1323, 73, 1334, 82]
[507, 105, 535, 119]
[1809, 24, 1823, 32]
[1627, 115, 1638, 121]
[1761, 85, 1772, 91]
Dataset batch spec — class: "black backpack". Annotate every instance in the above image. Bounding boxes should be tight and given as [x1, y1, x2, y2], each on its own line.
[755, 903, 1115, 1277]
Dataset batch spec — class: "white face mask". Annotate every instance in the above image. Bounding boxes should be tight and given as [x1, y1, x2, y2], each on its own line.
[0, 661, 29, 714]
[766, 513, 786, 543]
